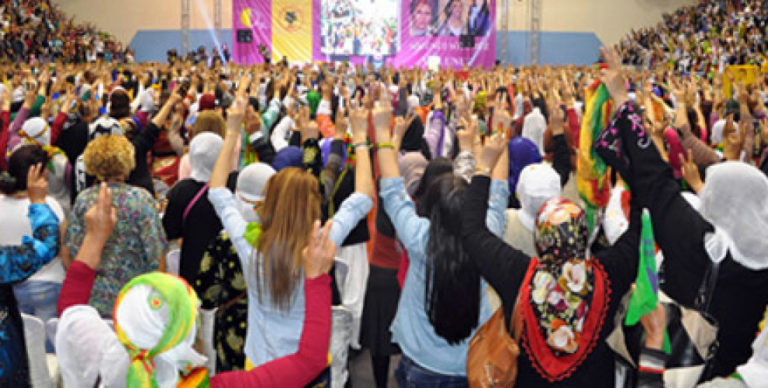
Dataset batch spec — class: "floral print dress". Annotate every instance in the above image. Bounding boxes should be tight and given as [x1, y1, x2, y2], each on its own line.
[192, 231, 248, 372]
[65, 183, 166, 317]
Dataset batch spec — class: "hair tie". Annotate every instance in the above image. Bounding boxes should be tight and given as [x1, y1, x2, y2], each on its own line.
[0, 171, 17, 185]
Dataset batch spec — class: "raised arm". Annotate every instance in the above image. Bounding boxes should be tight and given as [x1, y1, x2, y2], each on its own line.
[208, 94, 253, 263]
[462, 135, 531, 319]
[549, 104, 573, 187]
[0, 164, 60, 284]
[598, 47, 714, 272]
[7, 90, 35, 152]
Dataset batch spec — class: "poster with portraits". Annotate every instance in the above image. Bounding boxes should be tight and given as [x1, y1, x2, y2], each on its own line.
[233, 0, 495, 68]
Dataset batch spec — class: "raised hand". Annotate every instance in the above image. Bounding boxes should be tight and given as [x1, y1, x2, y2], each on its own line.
[456, 117, 478, 153]
[85, 182, 118, 245]
[302, 220, 336, 279]
[722, 115, 743, 161]
[392, 112, 415, 151]
[226, 94, 247, 133]
[477, 132, 508, 175]
[599, 46, 629, 109]
[334, 109, 349, 141]
[491, 94, 512, 135]
[680, 149, 703, 193]
[349, 104, 369, 143]
[26, 163, 48, 204]
[372, 100, 392, 144]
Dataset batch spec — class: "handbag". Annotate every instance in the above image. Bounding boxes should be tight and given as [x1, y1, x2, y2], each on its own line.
[607, 260, 721, 388]
[467, 299, 523, 388]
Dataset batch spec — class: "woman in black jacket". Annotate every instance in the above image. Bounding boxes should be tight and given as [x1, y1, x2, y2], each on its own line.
[461, 131, 641, 387]
[596, 46, 768, 379]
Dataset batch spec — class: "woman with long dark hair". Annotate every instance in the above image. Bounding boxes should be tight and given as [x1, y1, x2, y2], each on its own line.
[368, 96, 510, 385]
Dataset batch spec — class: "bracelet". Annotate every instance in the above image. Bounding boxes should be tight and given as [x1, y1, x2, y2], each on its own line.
[377, 142, 395, 150]
[475, 166, 492, 175]
[353, 142, 369, 149]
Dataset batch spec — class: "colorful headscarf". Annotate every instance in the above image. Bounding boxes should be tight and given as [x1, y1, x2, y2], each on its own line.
[113, 272, 207, 388]
[530, 198, 593, 355]
[508, 136, 542, 195]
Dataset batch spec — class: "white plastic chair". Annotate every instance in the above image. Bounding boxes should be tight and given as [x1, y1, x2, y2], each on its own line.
[333, 245, 369, 350]
[330, 306, 353, 388]
[166, 249, 181, 276]
[45, 318, 58, 350]
[22, 313, 59, 388]
[199, 308, 218, 377]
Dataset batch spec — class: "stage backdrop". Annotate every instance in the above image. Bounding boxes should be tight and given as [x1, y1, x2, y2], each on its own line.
[233, 0, 496, 68]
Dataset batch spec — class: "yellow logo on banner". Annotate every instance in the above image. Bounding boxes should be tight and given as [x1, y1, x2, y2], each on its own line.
[241, 8, 253, 28]
[272, 0, 313, 63]
[277, 6, 304, 32]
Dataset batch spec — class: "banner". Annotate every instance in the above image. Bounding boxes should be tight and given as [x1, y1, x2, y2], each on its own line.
[723, 65, 759, 98]
[233, 0, 496, 68]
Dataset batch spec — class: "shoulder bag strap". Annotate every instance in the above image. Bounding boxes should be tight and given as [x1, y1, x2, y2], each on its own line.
[511, 295, 524, 342]
[183, 183, 209, 224]
[694, 260, 721, 313]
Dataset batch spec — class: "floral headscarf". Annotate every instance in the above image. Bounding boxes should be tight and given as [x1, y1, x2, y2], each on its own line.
[530, 198, 593, 355]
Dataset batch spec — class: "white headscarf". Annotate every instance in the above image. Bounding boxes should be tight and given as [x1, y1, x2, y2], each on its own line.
[21, 117, 50, 146]
[88, 116, 123, 139]
[521, 107, 547, 156]
[407, 95, 420, 114]
[699, 162, 768, 270]
[139, 89, 156, 113]
[236, 162, 275, 222]
[56, 287, 205, 388]
[188, 132, 223, 183]
[115, 285, 206, 388]
[516, 163, 561, 232]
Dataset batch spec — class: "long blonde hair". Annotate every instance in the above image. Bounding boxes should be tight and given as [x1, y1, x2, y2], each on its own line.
[255, 167, 321, 310]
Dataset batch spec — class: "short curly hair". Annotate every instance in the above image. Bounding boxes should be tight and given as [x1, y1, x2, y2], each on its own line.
[83, 135, 136, 179]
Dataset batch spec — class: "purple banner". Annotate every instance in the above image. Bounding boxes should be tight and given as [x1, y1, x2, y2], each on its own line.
[234, 0, 496, 68]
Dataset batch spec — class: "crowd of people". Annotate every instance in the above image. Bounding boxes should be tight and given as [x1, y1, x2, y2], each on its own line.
[1, 1, 768, 388]
[619, 0, 768, 73]
[0, 0, 129, 64]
